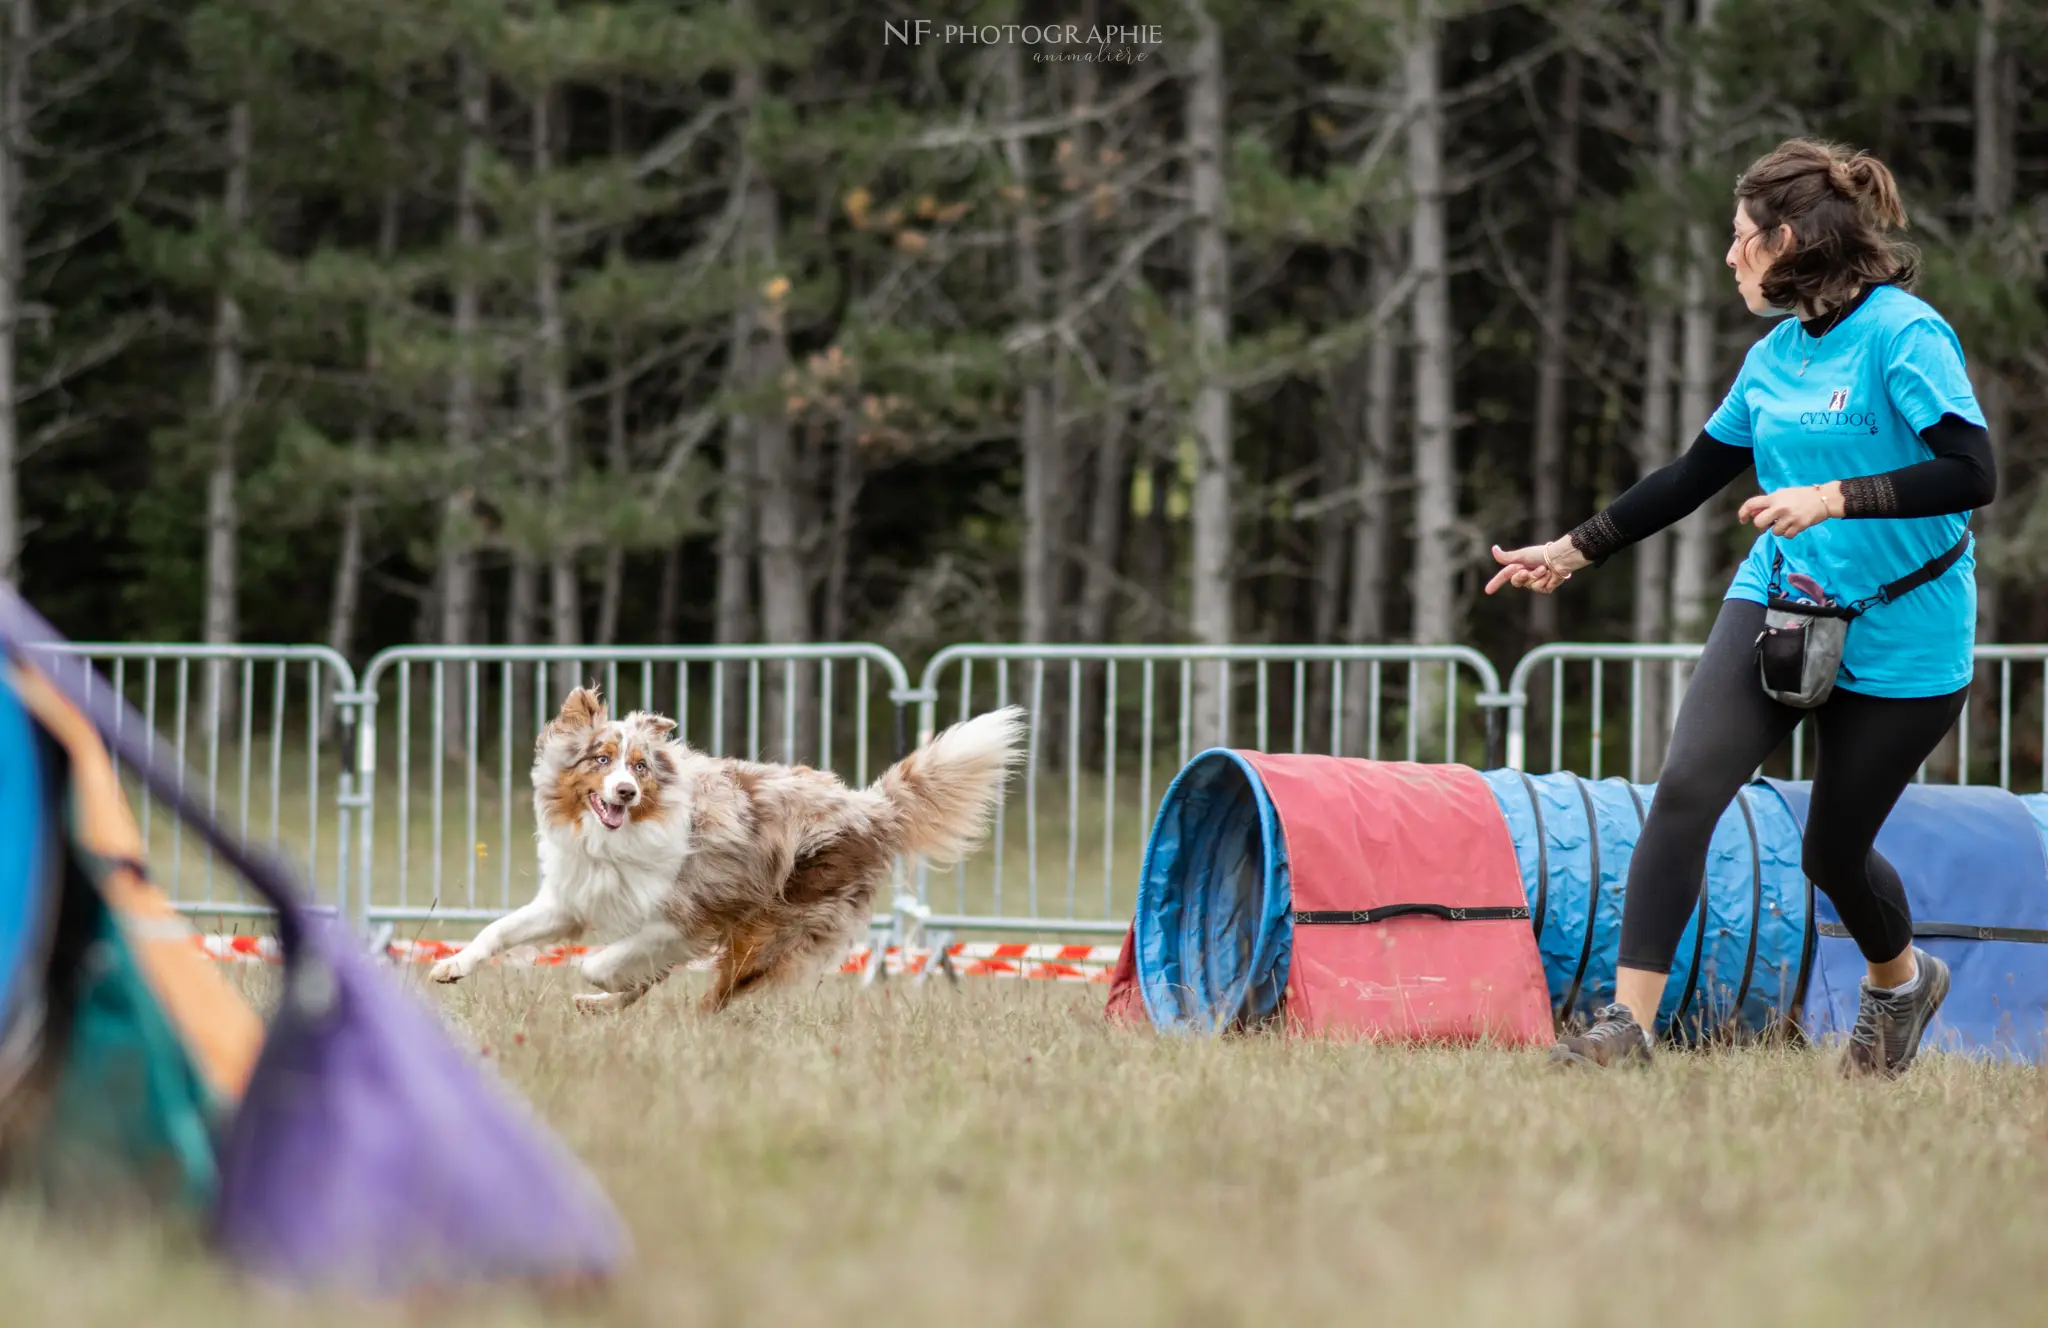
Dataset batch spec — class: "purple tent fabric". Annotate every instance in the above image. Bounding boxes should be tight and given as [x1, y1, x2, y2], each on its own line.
[0, 588, 628, 1294]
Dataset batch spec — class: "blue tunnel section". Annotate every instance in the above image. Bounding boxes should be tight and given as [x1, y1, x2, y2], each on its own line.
[1133, 750, 1293, 1033]
[1772, 779, 2048, 1061]
[1481, 771, 1811, 1040]
[1483, 771, 2048, 1058]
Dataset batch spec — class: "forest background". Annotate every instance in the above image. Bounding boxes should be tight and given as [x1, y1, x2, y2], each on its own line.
[2, 0, 2041, 717]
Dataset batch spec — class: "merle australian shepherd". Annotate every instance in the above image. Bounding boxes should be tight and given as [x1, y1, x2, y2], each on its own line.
[430, 686, 1025, 1013]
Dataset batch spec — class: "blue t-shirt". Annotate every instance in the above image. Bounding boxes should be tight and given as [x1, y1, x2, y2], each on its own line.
[1709, 285, 1984, 699]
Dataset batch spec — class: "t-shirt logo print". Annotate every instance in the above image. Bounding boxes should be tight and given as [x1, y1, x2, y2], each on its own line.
[1827, 387, 1849, 412]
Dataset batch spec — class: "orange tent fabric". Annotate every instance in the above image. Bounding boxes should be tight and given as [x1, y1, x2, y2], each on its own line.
[5, 663, 262, 1103]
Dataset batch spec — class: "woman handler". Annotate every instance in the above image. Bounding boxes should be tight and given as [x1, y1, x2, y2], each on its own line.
[1488, 139, 1996, 1077]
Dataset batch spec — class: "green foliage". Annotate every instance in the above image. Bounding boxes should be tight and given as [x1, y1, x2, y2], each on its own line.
[9, 0, 2048, 662]
[1228, 135, 1389, 250]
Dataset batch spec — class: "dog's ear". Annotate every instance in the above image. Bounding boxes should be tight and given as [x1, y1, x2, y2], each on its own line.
[556, 686, 607, 731]
[643, 714, 678, 740]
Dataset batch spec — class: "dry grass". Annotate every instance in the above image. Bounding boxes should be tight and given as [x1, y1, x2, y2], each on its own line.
[2, 969, 2046, 1327]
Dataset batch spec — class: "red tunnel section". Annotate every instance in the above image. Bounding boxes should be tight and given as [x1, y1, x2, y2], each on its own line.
[1111, 757, 1552, 1045]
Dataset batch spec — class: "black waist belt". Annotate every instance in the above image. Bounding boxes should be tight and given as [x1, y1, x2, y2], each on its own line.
[1817, 920, 2048, 945]
[1294, 904, 1530, 926]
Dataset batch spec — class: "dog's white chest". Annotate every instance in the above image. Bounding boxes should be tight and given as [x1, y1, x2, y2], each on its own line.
[538, 833, 681, 937]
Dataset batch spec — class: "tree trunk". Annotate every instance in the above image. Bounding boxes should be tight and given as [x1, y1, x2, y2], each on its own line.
[1052, 4, 1099, 653]
[1344, 240, 1399, 756]
[733, 0, 808, 761]
[1970, 0, 2012, 654]
[535, 89, 580, 670]
[1633, 299, 1676, 772]
[1003, 42, 1056, 648]
[1527, 46, 1582, 647]
[1077, 293, 1132, 647]
[1669, 0, 1724, 646]
[1077, 295, 1132, 768]
[1308, 258, 1357, 741]
[1312, 327, 1350, 649]
[714, 418, 756, 757]
[597, 89, 629, 647]
[1135, 443, 1174, 640]
[1184, 0, 1234, 747]
[319, 174, 398, 744]
[1631, 0, 1685, 777]
[1403, 2, 1456, 746]
[1959, 0, 2015, 782]
[595, 382, 626, 645]
[656, 540, 683, 644]
[324, 437, 369, 674]
[438, 52, 486, 760]
[820, 411, 859, 642]
[203, 100, 251, 738]
[326, 176, 399, 674]
[0, 0, 26, 587]
[508, 551, 538, 728]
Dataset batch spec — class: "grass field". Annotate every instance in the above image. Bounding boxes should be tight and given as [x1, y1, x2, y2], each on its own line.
[2, 969, 2046, 1327]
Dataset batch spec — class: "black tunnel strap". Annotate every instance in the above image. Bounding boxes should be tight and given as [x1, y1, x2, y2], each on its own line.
[1818, 920, 2048, 945]
[1293, 904, 1531, 926]
[1672, 865, 1711, 1036]
[1516, 770, 1549, 942]
[1792, 837, 1820, 1024]
[1728, 788, 1764, 1021]
[1559, 774, 1602, 1020]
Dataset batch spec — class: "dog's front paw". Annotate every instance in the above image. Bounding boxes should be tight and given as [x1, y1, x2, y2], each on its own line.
[429, 955, 471, 984]
[577, 946, 628, 992]
[574, 991, 625, 1015]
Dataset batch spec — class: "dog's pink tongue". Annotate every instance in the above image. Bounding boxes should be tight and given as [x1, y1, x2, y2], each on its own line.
[600, 801, 624, 829]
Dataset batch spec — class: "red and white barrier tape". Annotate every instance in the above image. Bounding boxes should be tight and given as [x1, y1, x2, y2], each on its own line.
[191, 934, 1123, 985]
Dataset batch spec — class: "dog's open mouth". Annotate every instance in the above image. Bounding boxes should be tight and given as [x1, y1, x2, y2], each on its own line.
[587, 791, 628, 830]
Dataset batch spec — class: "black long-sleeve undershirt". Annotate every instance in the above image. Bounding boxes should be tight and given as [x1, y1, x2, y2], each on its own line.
[1567, 413, 1996, 566]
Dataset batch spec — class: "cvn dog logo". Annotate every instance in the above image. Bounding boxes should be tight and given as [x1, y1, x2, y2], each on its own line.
[1801, 386, 1879, 434]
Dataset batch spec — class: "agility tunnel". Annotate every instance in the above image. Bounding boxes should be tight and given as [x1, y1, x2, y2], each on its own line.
[1113, 751, 2048, 1062]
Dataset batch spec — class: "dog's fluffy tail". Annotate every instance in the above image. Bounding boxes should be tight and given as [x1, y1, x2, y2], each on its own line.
[873, 705, 1027, 866]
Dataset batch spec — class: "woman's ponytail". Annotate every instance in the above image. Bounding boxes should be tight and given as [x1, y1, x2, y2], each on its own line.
[1837, 152, 1908, 230]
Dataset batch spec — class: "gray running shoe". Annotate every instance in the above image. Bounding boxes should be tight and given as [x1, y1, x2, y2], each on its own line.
[1550, 1002, 1654, 1068]
[1841, 947, 1950, 1079]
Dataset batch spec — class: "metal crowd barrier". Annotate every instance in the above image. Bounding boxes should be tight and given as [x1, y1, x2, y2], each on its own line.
[46, 638, 2048, 940]
[34, 643, 361, 922]
[904, 644, 1511, 939]
[1505, 642, 2048, 790]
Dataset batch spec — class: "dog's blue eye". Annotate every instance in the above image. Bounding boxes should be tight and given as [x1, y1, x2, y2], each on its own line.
[595, 755, 609, 766]
[635, 762, 648, 776]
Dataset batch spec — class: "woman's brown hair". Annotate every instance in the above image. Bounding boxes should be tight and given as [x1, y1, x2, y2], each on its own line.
[1734, 138, 1918, 314]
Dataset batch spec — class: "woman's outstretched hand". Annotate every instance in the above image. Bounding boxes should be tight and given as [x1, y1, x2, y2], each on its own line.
[1485, 538, 1589, 596]
[1737, 484, 1837, 538]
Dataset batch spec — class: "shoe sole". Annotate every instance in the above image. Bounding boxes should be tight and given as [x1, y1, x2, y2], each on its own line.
[1548, 1042, 1651, 1069]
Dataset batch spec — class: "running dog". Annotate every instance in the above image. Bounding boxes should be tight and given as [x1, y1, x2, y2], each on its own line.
[429, 686, 1025, 1012]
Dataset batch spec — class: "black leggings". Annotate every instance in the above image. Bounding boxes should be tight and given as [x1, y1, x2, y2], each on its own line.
[1617, 598, 1969, 971]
